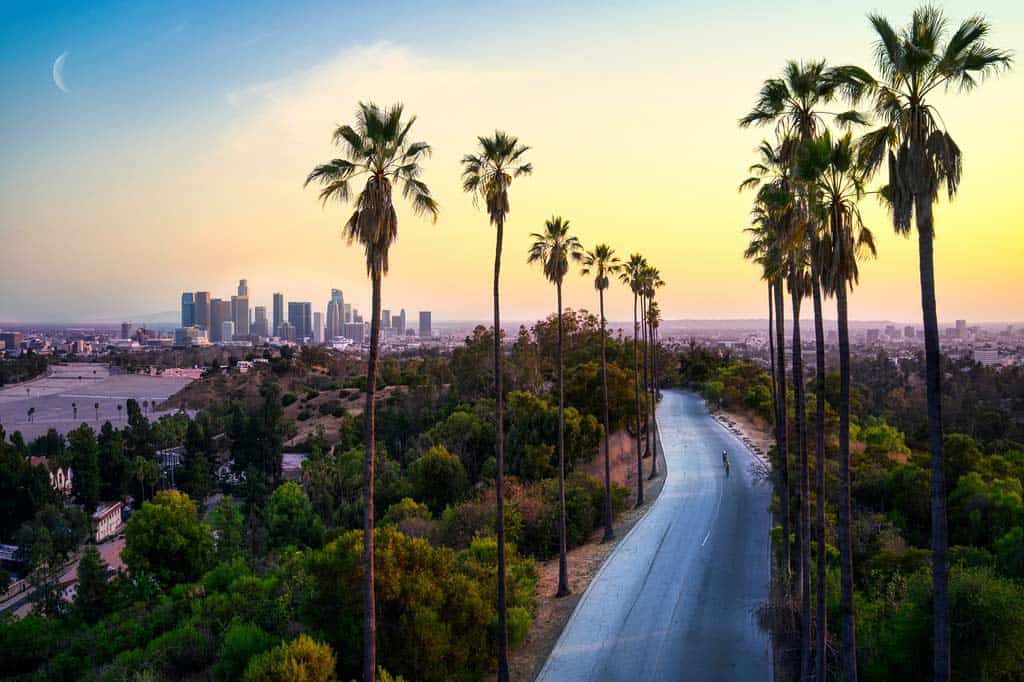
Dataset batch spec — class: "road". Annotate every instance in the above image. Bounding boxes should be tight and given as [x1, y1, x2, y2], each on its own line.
[537, 390, 772, 681]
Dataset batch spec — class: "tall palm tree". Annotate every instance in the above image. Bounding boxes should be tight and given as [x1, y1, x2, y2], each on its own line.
[528, 217, 583, 597]
[642, 265, 664, 479]
[306, 101, 438, 682]
[740, 141, 794, 588]
[72, 402, 77, 420]
[94, 402, 100, 422]
[619, 254, 648, 508]
[461, 131, 531, 681]
[798, 130, 876, 682]
[647, 297, 663, 481]
[850, 11, 1011, 679]
[741, 64, 867, 675]
[580, 244, 622, 542]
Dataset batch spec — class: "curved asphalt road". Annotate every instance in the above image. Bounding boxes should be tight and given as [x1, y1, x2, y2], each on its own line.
[537, 389, 771, 681]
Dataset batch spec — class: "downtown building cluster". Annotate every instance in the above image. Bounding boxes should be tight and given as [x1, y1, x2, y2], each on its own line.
[178, 280, 434, 349]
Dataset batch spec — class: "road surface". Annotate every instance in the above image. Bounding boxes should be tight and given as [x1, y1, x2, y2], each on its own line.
[537, 390, 771, 681]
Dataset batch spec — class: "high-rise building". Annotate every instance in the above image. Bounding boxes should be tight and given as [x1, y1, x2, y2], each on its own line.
[238, 279, 248, 297]
[231, 295, 250, 336]
[278, 321, 295, 342]
[252, 306, 269, 337]
[343, 322, 365, 343]
[344, 303, 352, 324]
[331, 288, 344, 307]
[382, 309, 391, 329]
[419, 311, 432, 338]
[210, 299, 232, 342]
[273, 293, 284, 337]
[181, 292, 195, 328]
[904, 326, 915, 339]
[174, 327, 204, 347]
[396, 309, 407, 335]
[288, 301, 312, 341]
[221, 320, 236, 342]
[326, 300, 341, 340]
[955, 319, 967, 339]
[194, 291, 211, 330]
[313, 312, 324, 344]
[866, 328, 880, 343]
[121, 322, 132, 339]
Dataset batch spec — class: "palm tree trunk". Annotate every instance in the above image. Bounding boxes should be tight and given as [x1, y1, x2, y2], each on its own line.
[493, 217, 510, 680]
[599, 287, 614, 542]
[916, 196, 949, 682]
[363, 268, 382, 682]
[774, 279, 790, 582]
[768, 285, 777, 438]
[632, 292, 644, 508]
[837, 283, 857, 682]
[790, 275, 810, 680]
[811, 264, 827, 682]
[641, 294, 650, 458]
[648, 312, 659, 480]
[556, 281, 570, 598]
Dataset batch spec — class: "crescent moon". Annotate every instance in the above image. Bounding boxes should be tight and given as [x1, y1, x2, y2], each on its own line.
[53, 52, 69, 93]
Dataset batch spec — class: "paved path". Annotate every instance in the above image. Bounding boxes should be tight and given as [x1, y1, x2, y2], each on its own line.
[537, 390, 771, 681]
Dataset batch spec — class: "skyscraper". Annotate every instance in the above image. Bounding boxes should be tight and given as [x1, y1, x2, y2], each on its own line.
[221, 320, 235, 342]
[326, 300, 341, 340]
[396, 308, 406, 335]
[273, 293, 284, 337]
[253, 306, 269, 337]
[231, 295, 250, 336]
[288, 301, 312, 342]
[210, 299, 231, 342]
[313, 312, 323, 344]
[419, 311, 432, 338]
[382, 309, 391, 329]
[956, 319, 967, 339]
[238, 279, 248, 297]
[331, 288, 344, 307]
[194, 291, 211, 330]
[121, 322, 132, 339]
[181, 292, 195, 328]
[343, 303, 352, 324]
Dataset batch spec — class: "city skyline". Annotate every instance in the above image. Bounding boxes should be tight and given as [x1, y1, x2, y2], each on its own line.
[2, 1, 1022, 324]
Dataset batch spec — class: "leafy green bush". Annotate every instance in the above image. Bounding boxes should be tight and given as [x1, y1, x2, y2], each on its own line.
[281, 393, 297, 407]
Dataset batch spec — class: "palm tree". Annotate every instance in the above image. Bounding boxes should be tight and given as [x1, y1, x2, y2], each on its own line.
[306, 101, 438, 682]
[741, 62, 869, 677]
[461, 130, 531, 681]
[619, 254, 648, 508]
[740, 141, 794, 588]
[642, 265, 664, 479]
[27, 406, 34, 423]
[798, 130, 876, 682]
[94, 402, 100, 422]
[580, 244, 622, 542]
[117, 404, 123, 422]
[72, 402, 77, 420]
[528, 216, 583, 598]
[647, 297, 663, 481]
[850, 11, 1011, 679]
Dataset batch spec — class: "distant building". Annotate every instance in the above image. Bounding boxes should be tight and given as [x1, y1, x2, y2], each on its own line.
[288, 302, 312, 341]
[273, 293, 285, 337]
[231, 295, 250, 336]
[343, 322, 365, 343]
[331, 288, 344, 309]
[174, 326, 205, 347]
[181, 292, 195, 328]
[221, 320, 236, 342]
[382, 309, 391, 329]
[396, 309, 407, 335]
[344, 303, 352, 324]
[92, 502, 123, 543]
[974, 348, 1000, 367]
[0, 332, 24, 350]
[252, 306, 269, 337]
[194, 291, 211, 330]
[210, 299, 232, 342]
[30, 457, 72, 496]
[866, 328, 880, 343]
[313, 312, 324, 344]
[326, 300, 341, 340]
[121, 322, 132, 340]
[904, 325, 916, 338]
[419, 311, 432, 338]
[956, 319, 967, 339]
[278, 321, 295, 342]
[238, 279, 248, 297]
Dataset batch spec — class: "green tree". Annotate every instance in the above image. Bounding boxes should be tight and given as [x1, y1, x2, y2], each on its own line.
[461, 130, 532, 682]
[66, 424, 100, 513]
[306, 101, 438, 682]
[243, 634, 336, 682]
[852, 10, 1012, 678]
[209, 497, 245, 563]
[408, 445, 469, 514]
[266, 481, 324, 550]
[123, 489, 212, 587]
[213, 621, 277, 682]
[74, 545, 110, 623]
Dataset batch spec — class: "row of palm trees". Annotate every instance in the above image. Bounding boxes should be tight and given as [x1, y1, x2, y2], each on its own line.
[307, 110, 666, 681]
[740, 7, 1010, 681]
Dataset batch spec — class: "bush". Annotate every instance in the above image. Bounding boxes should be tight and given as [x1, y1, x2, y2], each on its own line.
[243, 634, 335, 682]
[408, 445, 469, 514]
[281, 393, 297, 407]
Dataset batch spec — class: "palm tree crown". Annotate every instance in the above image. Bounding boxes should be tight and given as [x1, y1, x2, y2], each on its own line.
[305, 102, 439, 276]
[527, 217, 584, 286]
[461, 131, 532, 226]
[855, 7, 1012, 231]
[580, 244, 622, 292]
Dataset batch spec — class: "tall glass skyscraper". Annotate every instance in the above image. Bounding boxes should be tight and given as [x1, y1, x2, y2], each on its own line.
[181, 292, 195, 327]
[272, 293, 284, 337]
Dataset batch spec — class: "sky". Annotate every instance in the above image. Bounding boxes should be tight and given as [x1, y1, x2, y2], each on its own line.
[1, 0, 1021, 325]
